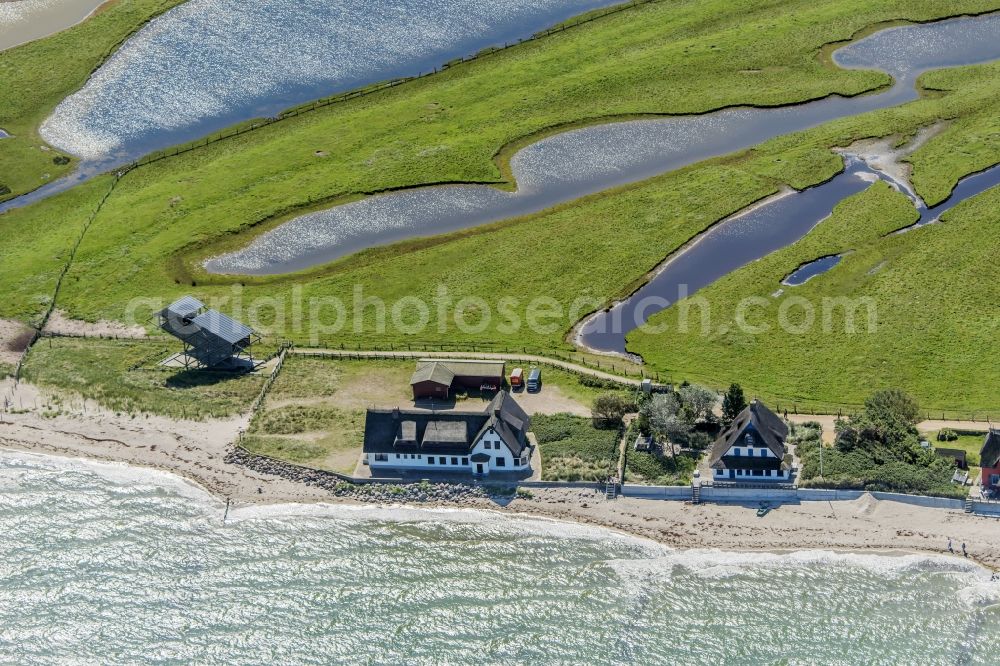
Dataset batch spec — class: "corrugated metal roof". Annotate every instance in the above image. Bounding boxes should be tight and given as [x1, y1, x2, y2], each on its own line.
[162, 295, 204, 320]
[191, 310, 254, 345]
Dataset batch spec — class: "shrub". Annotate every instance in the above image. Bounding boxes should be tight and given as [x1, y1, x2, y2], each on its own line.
[578, 375, 623, 391]
[937, 428, 958, 442]
[592, 392, 633, 426]
[625, 449, 696, 485]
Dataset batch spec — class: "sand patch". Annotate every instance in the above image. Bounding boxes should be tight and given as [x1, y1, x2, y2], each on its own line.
[43, 309, 147, 338]
[834, 122, 947, 206]
[0, 319, 35, 367]
[512, 385, 591, 417]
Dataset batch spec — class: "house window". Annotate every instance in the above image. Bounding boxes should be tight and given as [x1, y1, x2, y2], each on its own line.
[451, 457, 458, 465]
[439, 457, 447, 465]
[991, 474, 1000, 486]
[373, 453, 388, 462]
[428, 457, 435, 465]
[753, 469, 763, 477]
[462, 457, 469, 465]
[496, 457, 505, 467]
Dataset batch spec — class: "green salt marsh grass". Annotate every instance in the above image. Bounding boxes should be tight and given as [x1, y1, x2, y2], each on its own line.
[1, 1, 999, 414]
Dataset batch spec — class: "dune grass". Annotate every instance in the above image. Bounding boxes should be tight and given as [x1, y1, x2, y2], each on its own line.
[533, 413, 619, 481]
[624, 450, 698, 486]
[19, 337, 266, 419]
[0, 0, 187, 200]
[244, 405, 365, 474]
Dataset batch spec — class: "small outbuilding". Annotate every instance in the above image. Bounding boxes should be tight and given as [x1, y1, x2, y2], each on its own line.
[934, 447, 968, 470]
[409, 359, 506, 399]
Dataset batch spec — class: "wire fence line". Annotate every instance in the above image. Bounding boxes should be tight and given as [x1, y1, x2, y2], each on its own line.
[114, 0, 664, 177]
[297, 339, 654, 377]
[13, 175, 123, 384]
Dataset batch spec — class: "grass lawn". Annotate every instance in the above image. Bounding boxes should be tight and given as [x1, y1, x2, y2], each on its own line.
[1, 0, 998, 413]
[525, 365, 638, 409]
[533, 413, 619, 481]
[0, 0, 187, 200]
[924, 431, 988, 467]
[19, 337, 266, 419]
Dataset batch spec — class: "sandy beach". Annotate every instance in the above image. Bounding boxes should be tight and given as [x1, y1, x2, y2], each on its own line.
[3, 377, 999, 572]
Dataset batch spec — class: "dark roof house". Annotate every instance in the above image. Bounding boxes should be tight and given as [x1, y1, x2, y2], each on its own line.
[709, 400, 791, 480]
[364, 390, 530, 459]
[981, 429, 1000, 469]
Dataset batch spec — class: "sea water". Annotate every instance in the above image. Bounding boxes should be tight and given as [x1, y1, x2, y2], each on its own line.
[0, 451, 997, 664]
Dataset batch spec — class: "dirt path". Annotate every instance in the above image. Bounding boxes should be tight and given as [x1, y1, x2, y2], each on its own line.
[787, 413, 993, 444]
[294, 347, 653, 387]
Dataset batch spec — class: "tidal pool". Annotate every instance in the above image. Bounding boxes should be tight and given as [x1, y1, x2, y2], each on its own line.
[38, 0, 616, 163]
[782, 255, 845, 287]
[578, 159, 1000, 355]
[206, 13, 1000, 277]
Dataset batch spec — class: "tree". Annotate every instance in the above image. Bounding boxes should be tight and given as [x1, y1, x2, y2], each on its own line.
[679, 384, 717, 424]
[641, 393, 689, 460]
[835, 389, 921, 457]
[721, 383, 747, 425]
[592, 392, 632, 427]
[864, 389, 920, 431]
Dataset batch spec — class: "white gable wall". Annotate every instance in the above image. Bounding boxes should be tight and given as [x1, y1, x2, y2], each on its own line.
[471, 427, 530, 472]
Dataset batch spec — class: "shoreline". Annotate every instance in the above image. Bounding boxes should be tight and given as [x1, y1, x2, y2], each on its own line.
[2, 415, 998, 572]
[0, 0, 113, 52]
